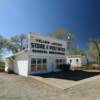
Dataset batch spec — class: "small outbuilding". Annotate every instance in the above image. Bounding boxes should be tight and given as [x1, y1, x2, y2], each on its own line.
[66, 55, 87, 67]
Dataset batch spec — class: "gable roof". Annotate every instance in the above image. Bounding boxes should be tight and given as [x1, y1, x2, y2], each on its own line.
[6, 48, 29, 59]
[67, 55, 85, 58]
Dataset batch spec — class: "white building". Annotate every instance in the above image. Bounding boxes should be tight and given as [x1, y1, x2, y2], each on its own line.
[67, 55, 87, 67]
[5, 33, 67, 76]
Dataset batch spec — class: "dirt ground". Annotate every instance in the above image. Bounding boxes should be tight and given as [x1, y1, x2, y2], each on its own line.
[0, 72, 100, 100]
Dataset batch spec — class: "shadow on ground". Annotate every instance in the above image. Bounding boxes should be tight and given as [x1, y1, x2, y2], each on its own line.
[34, 70, 100, 81]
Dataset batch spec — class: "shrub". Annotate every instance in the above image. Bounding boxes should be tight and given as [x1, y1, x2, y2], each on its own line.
[0, 61, 5, 72]
[0, 61, 5, 66]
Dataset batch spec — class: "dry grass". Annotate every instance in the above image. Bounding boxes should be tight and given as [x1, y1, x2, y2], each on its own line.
[82, 64, 100, 70]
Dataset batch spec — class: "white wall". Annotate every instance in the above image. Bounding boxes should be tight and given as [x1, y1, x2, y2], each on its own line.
[5, 51, 66, 76]
[67, 57, 82, 67]
[5, 58, 14, 72]
[14, 54, 29, 76]
[28, 52, 66, 74]
[49, 55, 66, 72]
[81, 57, 87, 65]
[67, 56, 87, 67]
[28, 53, 50, 74]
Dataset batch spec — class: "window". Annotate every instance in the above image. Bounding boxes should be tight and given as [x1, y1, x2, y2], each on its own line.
[46, 45, 48, 49]
[37, 59, 42, 64]
[37, 64, 42, 71]
[56, 59, 60, 69]
[70, 59, 72, 64]
[31, 65, 37, 71]
[43, 59, 47, 64]
[31, 43, 35, 48]
[62, 59, 65, 64]
[45, 41, 50, 44]
[43, 59, 47, 70]
[76, 59, 79, 63]
[31, 58, 47, 72]
[56, 59, 65, 69]
[31, 59, 36, 71]
[31, 59, 36, 64]
[37, 59, 42, 71]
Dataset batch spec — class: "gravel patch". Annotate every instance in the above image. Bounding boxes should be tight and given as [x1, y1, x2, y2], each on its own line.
[0, 73, 100, 100]
[64, 77, 100, 100]
[0, 73, 67, 100]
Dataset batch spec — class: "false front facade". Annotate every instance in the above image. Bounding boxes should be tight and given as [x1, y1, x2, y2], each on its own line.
[5, 33, 67, 76]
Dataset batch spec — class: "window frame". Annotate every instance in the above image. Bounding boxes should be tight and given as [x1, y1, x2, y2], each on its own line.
[31, 58, 47, 72]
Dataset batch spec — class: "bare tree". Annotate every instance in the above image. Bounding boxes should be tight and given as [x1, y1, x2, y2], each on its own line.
[69, 48, 86, 56]
[8, 33, 28, 53]
[89, 39, 100, 65]
[50, 28, 75, 51]
[0, 35, 8, 57]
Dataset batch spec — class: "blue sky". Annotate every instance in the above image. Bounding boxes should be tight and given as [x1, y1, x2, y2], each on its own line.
[0, 0, 100, 50]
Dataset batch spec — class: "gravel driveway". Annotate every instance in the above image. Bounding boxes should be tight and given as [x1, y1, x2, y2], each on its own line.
[0, 73, 100, 100]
